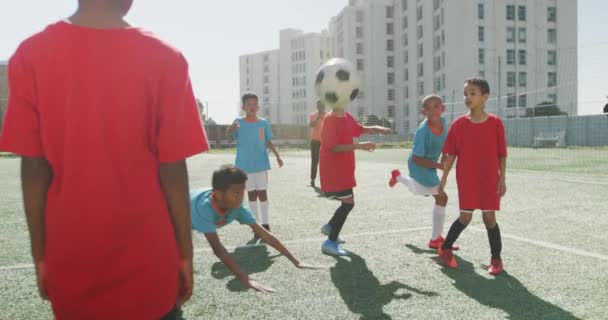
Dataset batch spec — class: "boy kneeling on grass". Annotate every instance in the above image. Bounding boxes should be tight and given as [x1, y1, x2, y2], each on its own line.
[190, 165, 318, 293]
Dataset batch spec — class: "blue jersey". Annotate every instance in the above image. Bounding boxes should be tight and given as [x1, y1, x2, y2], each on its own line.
[190, 189, 256, 233]
[232, 118, 273, 174]
[407, 117, 447, 187]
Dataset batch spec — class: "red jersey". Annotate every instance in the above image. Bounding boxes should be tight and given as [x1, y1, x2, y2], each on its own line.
[319, 112, 364, 192]
[0, 21, 208, 319]
[442, 114, 507, 210]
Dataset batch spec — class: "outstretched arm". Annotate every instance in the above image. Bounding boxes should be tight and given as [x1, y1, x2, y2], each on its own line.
[251, 224, 319, 269]
[363, 126, 391, 135]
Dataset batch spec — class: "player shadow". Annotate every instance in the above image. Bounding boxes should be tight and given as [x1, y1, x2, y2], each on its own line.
[330, 252, 439, 320]
[210, 245, 280, 292]
[405, 244, 581, 320]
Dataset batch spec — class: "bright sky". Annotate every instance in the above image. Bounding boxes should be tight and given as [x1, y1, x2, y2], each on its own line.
[1, 0, 606, 123]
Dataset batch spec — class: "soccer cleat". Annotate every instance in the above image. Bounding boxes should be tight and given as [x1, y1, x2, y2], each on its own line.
[321, 224, 345, 244]
[389, 169, 401, 187]
[488, 258, 504, 275]
[438, 248, 458, 268]
[428, 236, 460, 251]
[322, 240, 349, 257]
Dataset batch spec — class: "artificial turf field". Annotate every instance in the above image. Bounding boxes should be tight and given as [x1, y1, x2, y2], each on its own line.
[1, 148, 607, 320]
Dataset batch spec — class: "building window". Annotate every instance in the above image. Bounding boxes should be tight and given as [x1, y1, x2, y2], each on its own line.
[386, 6, 394, 18]
[507, 72, 516, 87]
[405, 86, 409, 98]
[402, 0, 407, 11]
[478, 48, 485, 64]
[433, 0, 440, 11]
[356, 26, 363, 38]
[357, 59, 364, 71]
[507, 49, 515, 65]
[387, 72, 395, 84]
[386, 23, 394, 35]
[548, 72, 557, 87]
[263, 65, 269, 73]
[264, 86, 270, 94]
[519, 28, 527, 43]
[548, 50, 557, 65]
[387, 56, 394, 68]
[434, 35, 441, 50]
[418, 44, 424, 58]
[433, 56, 441, 72]
[356, 43, 364, 54]
[478, 26, 484, 42]
[433, 15, 440, 31]
[388, 105, 396, 117]
[403, 33, 408, 47]
[417, 25, 423, 39]
[518, 5, 526, 21]
[418, 62, 424, 77]
[519, 50, 527, 65]
[507, 94, 516, 108]
[417, 6, 423, 21]
[478, 3, 484, 20]
[356, 10, 364, 23]
[506, 5, 515, 20]
[519, 71, 527, 87]
[417, 81, 425, 97]
[479, 70, 485, 78]
[506, 27, 515, 42]
[548, 29, 557, 43]
[519, 94, 527, 108]
[388, 89, 395, 101]
[548, 7, 557, 22]
[387, 39, 394, 51]
[358, 107, 365, 117]
[434, 77, 441, 91]
[403, 51, 409, 64]
[264, 75, 269, 84]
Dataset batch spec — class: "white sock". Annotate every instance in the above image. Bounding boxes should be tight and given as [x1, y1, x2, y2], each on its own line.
[432, 205, 446, 240]
[249, 201, 260, 222]
[260, 201, 269, 225]
[397, 174, 409, 186]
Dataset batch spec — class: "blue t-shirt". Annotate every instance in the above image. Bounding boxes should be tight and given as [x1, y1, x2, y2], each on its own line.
[190, 189, 257, 234]
[232, 118, 273, 174]
[407, 117, 447, 187]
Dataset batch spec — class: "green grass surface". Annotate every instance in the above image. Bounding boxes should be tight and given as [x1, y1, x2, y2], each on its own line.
[1, 148, 607, 319]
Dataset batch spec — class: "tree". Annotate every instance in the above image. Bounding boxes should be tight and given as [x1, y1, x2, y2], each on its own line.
[525, 101, 567, 117]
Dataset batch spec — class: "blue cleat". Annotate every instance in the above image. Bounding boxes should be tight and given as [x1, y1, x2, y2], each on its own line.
[322, 239, 349, 257]
[321, 224, 346, 244]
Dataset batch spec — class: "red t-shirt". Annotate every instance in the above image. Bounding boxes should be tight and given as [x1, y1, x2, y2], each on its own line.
[442, 114, 507, 210]
[0, 21, 209, 319]
[319, 112, 364, 192]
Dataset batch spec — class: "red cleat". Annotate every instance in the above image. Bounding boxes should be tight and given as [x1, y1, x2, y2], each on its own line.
[438, 248, 458, 268]
[428, 236, 460, 250]
[488, 258, 504, 275]
[389, 169, 401, 187]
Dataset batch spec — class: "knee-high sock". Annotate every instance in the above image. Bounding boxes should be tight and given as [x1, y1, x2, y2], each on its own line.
[260, 201, 269, 225]
[442, 219, 466, 250]
[487, 224, 502, 259]
[431, 205, 446, 240]
[249, 201, 260, 222]
[328, 203, 354, 241]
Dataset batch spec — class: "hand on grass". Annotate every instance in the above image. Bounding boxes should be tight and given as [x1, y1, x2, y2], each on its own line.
[246, 279, 275, 293]
[295, 261, 324, 270]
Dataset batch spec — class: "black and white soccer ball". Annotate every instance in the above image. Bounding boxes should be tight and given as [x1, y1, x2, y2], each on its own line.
[315, 58, 360, 109]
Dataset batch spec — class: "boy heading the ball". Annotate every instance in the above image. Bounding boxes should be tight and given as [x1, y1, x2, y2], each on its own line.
[318, 69, 392, 256]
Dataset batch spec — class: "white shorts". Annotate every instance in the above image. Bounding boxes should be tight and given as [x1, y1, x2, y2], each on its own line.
[399, 175, 439, 196]
[246, 171, 268, 192]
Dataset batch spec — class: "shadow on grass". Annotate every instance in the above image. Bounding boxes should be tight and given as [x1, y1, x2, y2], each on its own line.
[330, 252, 438, 320]
[406, 244, 581, 320]
[210, 245, 280, 292]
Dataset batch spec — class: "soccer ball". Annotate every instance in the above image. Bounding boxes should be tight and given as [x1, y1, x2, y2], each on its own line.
[315, 58, 360, 109]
